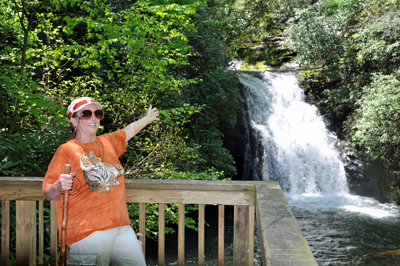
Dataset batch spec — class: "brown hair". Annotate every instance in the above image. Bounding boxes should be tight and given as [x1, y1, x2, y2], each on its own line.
[69, 112, 79, 135]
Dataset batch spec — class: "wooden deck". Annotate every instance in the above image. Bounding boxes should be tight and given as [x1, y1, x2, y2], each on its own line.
[0, 177, 317, 266]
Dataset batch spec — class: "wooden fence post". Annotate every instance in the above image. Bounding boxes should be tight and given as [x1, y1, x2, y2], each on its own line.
[51, 201, 58, 266]
[16, 201, 36, 266]
[233, 205, 250, 266]
[2, 200, 10, 266]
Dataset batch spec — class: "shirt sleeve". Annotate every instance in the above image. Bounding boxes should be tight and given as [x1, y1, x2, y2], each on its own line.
[42, 147, 65, 194]
[104, 130, 127, 158]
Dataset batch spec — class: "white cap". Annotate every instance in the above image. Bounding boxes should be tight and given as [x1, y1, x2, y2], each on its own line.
[67, 97, 102, 121]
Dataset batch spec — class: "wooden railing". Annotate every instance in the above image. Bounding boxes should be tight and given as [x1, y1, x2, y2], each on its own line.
[0, 177, 318, 266]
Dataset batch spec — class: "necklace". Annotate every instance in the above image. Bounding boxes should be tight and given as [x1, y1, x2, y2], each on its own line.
[75, 139, 83, 147]
[75, 138, 100, 155]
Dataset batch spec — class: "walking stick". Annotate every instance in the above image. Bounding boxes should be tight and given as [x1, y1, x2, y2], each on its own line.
[59, 164, 71, 266]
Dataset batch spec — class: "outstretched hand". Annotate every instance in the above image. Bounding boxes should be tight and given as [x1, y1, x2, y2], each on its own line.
[146, 104, 160, 123]
[124, 104, 160, 142]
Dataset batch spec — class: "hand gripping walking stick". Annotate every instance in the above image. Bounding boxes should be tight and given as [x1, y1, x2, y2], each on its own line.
[59, 164, 71, 266]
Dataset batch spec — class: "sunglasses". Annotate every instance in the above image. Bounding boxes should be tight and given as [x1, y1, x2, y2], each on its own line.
[79, 109, 104, 120]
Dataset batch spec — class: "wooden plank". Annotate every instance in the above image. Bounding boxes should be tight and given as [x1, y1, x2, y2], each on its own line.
[125, 179, 256, 192]
[16, 201, 35, 266]
[39, 201, 44, 265]
[0, 177, 255, 192]
[255, 182, 318, 266]
[1, 200, 10, 266]
[233, 205, 249, 266]
[178, 203, 185, 266]
[0, 177, 44, 182]
[0, 178, 45, 201]
[158, 203, 165, 266]
[218, 205, 224, 266]
[248, 205, 254, 266]
[29, 201, 36, 266]
[256, 205, 266, 266]
[126, 189, 255, 206]
[198, 204, 205, 265]
[139, 203, 146, 256]
[50, 201, 58, 266]
[0, 178, 256, 201]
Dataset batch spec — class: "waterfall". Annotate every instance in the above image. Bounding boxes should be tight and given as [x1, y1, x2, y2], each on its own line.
[238, 71, 349, 195]
[235, 70, 400, 265]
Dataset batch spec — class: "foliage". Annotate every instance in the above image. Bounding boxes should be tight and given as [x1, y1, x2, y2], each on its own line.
[219, 0, 315, 67]
[348, 74, 400, 158]
[284, 0, 400, 138]
[1, 0, 239, 179]
[183, 69, 239, 175]
[128, 168, 227, 239]
[283, 0, 400, 199]
[1, 1, 240, 261]
[184, 6, 240, 175]
[128, 203, 201, 238]
[1, 0, 207, 177]
[123, 105, 205, 178]
[0, 66, 69, 176]
[284, 0, 361, 73]
[150, 4, 241, 176]
[237, 0, 315, 41]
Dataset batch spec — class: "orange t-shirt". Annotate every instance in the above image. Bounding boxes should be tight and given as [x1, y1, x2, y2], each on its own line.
[42, 130, 131, 245]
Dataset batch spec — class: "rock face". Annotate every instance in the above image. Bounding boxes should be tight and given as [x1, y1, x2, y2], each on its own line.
[237, 37, 296, 68]
[220, 85, 246, 180]
[337, 140, 391, 202]
[220, 81, 263, 181]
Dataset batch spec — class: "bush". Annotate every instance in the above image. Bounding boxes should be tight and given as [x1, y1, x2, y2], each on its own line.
[348, 74, 400, 157]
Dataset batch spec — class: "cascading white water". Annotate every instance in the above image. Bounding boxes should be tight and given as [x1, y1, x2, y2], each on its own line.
[238, 71, 348, 195]
[237, 70, 400, 265]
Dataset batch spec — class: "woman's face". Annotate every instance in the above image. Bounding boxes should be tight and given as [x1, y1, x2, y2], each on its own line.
[72, 104, 101, 139]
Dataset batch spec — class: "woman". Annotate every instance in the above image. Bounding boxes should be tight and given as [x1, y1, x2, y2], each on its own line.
[43, 97, 159, 266]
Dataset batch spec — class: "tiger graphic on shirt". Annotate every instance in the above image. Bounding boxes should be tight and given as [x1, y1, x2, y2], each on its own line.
[75, 151, 124, 193]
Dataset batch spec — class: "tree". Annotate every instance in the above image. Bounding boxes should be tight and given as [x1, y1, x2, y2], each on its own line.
[284, 0, 400, 127]
[284, 0, 400, 201]
[348, 74, 400, 158]
[1, 0, 205, 177]
[1, 0, 242, 253]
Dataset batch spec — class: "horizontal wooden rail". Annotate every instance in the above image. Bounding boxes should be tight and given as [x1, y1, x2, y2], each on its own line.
[124, 179, 256, 206]
[0, 177, 318, 266]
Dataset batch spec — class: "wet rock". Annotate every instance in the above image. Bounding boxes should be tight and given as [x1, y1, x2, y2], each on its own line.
[221, 79, 264, 180]
[336, 140, 390, 202]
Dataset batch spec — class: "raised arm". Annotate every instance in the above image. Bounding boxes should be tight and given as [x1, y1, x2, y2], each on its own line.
[124, 104, 160, 142]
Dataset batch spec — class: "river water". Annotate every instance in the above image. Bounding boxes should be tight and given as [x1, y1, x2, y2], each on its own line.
[237, 71, 400, 265]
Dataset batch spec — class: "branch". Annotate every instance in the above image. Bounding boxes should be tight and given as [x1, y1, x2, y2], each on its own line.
[131, 142, 161, 169]
[11, 0, 26, 31]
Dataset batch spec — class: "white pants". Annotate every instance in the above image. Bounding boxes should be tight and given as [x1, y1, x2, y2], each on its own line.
[67, 225, 146, 266]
